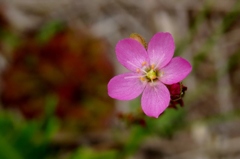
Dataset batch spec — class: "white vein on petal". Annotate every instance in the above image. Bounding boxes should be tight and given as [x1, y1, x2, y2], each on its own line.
[127, 61, 147, 73]
[124, 75, 146, 79]
[154, 54, 165, 70]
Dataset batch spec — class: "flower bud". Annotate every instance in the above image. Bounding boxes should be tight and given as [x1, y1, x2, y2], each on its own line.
[130, 33, 147, 49]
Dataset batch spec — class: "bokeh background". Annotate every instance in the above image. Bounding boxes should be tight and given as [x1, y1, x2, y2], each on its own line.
[0, 0, 240, 158]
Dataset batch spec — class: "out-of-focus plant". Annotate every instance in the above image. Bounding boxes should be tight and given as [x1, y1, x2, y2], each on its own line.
[70, 147, 118, 159]
[1, 21, 114, 131]
[0, 96, 58, 159]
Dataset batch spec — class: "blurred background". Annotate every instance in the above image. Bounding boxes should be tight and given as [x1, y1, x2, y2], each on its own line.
[0, 0, 240, 158]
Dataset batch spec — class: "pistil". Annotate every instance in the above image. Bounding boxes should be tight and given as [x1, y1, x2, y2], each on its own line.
[146, 69, 157, 81]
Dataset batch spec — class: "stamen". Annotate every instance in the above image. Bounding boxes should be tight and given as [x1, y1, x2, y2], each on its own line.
[151, 64, 155, 69]
[142, 61, 147, 66]
[140, 77, 145, 81]
[127, 61, 147, 73]
[136, 68, 140, 73]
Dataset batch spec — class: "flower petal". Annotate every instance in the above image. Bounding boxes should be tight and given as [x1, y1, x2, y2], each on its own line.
[108, 72, 146, 100]
[147, 32, 175, 69]
[160, 57, 192, 85]
[141, 82, 170, 118]
[116, 38, 149, 72]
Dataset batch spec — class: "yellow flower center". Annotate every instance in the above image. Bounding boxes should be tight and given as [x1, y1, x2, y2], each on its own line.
[146, 69, 157, 81]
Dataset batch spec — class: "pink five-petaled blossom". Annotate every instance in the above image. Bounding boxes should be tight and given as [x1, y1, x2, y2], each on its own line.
[107, 32, 192, 118]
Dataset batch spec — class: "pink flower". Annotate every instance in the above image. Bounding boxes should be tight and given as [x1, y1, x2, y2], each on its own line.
[107, 32, 192, 118]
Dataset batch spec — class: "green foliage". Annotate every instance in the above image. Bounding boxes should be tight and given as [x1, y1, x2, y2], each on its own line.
[70, 147, 118, 159]
[0, 29, 19, 47]
[42, 95, 60, 139]
[228, 49, 240, 71]
[130, 98, 186, 138]
[0, 111, 50, 159]
[146, 106, 186, 138]
[122, 125, 148, 156]
[36, 21, 65, 44]
[0, 95, 60, 159]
